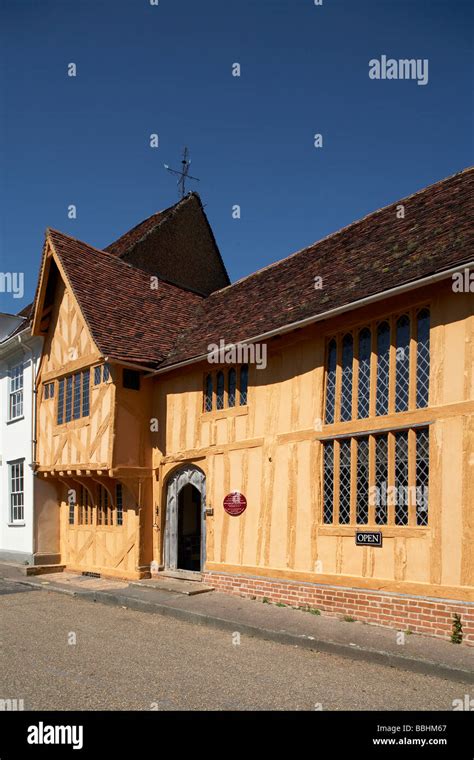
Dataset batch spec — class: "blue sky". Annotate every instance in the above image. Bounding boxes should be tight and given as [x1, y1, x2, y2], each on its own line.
[0, 0, 472, 313]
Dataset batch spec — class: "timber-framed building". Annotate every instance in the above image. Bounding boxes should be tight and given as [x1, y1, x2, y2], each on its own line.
[29, 171, 474, 642]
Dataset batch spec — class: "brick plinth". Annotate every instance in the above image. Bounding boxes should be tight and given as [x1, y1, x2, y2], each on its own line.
[203, 571, 474, 646]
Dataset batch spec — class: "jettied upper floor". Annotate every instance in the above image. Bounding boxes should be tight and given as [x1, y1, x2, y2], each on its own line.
[30, 193, 228, 476]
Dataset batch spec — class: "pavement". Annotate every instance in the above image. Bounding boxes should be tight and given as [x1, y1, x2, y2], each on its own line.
[0, 561, 472, 684]
[0, 578, 470, 711]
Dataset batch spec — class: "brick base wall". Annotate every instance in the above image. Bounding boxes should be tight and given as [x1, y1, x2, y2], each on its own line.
[203, 571, 474, 646]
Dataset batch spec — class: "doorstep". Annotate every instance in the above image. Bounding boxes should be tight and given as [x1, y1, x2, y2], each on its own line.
[130, 576, 214, 596]
[157, 569, 204, 582]
[0, 561, 65, 577]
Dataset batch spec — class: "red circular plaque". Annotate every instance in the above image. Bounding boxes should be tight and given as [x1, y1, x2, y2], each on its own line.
[223, 492, 247, 516]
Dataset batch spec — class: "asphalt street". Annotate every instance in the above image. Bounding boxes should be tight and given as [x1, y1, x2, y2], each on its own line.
[0, 579, 469, 711]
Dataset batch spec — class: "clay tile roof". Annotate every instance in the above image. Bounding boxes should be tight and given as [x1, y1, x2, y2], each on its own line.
[104, 195, 192, 258]
[104, 209, 169, 258]
[41, 167, 472, 371]
[160, 167, 474, 368]
[48, 229, 204, 367]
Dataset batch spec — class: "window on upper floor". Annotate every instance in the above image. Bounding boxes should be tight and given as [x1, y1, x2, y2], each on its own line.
[203, 365, 249, 412]
[322, 426, 429, 527]
[123, 369, 140, 390]
[43, 382, 55, 400]
[228, 368, 237, 408]
[239, 365, 248, 406]
[204, 373, 213, 412]
[216, 370, 225, 410]
[324, 308, 430, 425]
[94, 363, 111, 386]
[9, 363, 23, 421]
[376, 322, 390, 416]
[357, 328, 371, 419]
[57, 369, 90, 425]
[416, 309, 430, 408]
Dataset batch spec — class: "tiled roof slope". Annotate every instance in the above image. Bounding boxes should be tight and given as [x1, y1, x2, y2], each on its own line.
[48, 229, 204, 367]
[41, 168, 472, 371]
[104, 207, 172, 257]
[104, 193, 230, 297]
[160, 167, 473, 368]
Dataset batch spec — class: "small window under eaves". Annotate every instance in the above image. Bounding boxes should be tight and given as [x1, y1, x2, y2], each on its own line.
[123, 369, 140, 391]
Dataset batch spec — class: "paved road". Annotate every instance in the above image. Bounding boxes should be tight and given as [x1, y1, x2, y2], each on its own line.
[0, 580, 468, 711]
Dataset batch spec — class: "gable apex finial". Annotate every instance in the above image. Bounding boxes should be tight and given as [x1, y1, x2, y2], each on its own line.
[164, 146, 200, 199]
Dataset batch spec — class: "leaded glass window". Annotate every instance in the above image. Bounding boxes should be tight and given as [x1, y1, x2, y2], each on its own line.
[73, 372, 81, 420]
[204, 374, 213, 412]
[216, 371, 224, 410]
[339, 439, 351, 524]
[65, 376, 73, 422]
[376, 322, 390, 416]
[375, 434, 388, 525]
[228, 368, 236, 407]
[322, 428, 429, 528]
[356, 437, 369, 524]
[340, 334, 353, 422]
[82, 370, 90, 417]
[323, 442, 334, 524]
[416, 427, 429, 526]
[416, 309, 430, 408]
[395, 315, 410, 412]
[357, 328, 371, 419]
[44, 382, 54, 400]
[240, 365, 248, 406]
[57, 379, 65, 424]
[325, 339, 337, 424]
[394, 431, 409, 525]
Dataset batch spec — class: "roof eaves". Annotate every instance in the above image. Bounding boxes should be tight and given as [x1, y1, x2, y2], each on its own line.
[153, 256, 474, 375]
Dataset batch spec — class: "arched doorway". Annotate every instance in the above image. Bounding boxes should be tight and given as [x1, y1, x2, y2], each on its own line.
[164, 466, 206, 573]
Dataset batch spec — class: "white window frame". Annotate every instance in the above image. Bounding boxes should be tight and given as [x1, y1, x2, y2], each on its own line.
[9, 459, 25, 524]
[8, 362, 24, 421]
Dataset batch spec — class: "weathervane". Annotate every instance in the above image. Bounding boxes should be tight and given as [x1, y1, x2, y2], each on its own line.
[164, 146, 200, 199]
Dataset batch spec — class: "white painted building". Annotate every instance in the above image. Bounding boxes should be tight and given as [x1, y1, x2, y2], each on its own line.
[0, 309, 42, 563]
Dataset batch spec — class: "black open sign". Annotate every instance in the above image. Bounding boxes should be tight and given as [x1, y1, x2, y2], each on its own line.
[355, 531, 383, 547]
